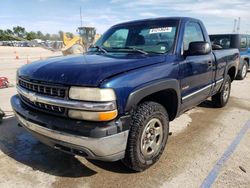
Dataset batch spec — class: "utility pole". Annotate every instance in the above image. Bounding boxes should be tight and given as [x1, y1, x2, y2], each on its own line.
[80, 7, 83, 27]
[236, 17, 241, 34]
[233, 19, 237, 33]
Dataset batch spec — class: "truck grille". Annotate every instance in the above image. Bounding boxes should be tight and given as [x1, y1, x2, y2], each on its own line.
[19, 79, 67, 98]
[21, 96, 66, 115]
[18, 78, 68, 116]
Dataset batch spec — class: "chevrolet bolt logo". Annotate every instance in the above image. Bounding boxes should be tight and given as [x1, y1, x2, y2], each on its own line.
[27, 92, 37, 102]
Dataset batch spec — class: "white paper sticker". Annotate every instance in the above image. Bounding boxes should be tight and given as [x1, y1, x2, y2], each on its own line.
[161, 46, 166, 50]
[149, 27, 172, 34]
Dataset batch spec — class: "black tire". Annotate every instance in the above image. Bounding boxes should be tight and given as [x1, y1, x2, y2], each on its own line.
[122, 101, 169, 172]
[212, 75, 231, 108]
[236, 60, 248, 80]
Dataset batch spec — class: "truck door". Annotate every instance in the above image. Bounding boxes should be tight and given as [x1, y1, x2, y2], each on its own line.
[180, 21, 214, 106]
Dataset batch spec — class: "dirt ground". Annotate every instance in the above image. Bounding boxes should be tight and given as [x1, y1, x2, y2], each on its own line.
[0, 47, 249, 188]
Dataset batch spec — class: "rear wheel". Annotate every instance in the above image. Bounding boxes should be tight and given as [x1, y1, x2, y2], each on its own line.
[236, 60, 248, 80]
[212, 75, 231, 108]
[122, 101, 169, 172]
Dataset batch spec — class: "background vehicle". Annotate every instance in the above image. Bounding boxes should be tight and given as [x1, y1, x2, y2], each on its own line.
[11, 17, 239, 172]
[209, 34, 250, 80]
[61, 26, 100, 55]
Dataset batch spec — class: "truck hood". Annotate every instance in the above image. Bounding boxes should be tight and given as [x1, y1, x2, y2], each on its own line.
[18, 54, 166, 86]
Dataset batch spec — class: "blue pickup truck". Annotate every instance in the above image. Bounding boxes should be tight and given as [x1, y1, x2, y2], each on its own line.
[11, 17, 239, 171]
[210, 34, 250, 80]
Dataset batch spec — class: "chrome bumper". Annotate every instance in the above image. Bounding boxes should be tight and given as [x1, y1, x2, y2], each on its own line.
[15, 113, 129, 161]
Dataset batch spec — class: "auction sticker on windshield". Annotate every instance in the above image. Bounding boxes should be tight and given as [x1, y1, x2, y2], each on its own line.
[149, 27, 172, 34]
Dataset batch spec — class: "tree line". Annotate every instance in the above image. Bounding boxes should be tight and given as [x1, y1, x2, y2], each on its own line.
[0, 26, 73, 41]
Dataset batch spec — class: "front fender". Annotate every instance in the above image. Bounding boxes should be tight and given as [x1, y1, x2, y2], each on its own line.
[100, 55, 180, 115]
[125, 79, 181, 114]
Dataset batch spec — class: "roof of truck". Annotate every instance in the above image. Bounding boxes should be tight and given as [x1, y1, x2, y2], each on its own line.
[112, 17, 200, 27]
[209, 34, 250, 37]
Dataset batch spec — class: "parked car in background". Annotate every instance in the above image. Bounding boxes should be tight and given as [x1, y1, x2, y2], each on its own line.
[209, 34, 250, 80]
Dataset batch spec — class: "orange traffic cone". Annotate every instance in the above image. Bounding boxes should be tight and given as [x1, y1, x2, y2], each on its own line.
[14, 51, 19, 59]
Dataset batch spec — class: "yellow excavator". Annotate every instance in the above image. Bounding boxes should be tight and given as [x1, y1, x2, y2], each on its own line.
[61, 26, 101, 55]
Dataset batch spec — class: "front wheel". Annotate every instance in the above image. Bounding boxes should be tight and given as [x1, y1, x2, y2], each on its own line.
[212, 75, 231, 108]
[122, 101, 169, 172]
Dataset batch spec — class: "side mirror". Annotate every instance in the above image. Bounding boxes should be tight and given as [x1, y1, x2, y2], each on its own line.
[185, 41, 211, 56]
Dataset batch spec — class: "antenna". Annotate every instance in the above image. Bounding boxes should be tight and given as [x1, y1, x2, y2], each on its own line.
[237, 17, 241, 34]
[233, 19, 237, 33]
[80, 7, 83, 27]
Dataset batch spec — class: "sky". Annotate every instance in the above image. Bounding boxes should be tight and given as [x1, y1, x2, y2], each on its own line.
[0, 0, 250, 35]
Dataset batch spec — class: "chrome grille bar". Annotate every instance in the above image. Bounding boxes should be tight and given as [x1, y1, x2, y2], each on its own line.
[19, 78, 66, 98]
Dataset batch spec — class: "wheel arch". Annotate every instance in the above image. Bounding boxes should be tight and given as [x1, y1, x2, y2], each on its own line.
[243, 58, 249, 66]
[227, 66, 236, 82]
[125, 79, 181, 121]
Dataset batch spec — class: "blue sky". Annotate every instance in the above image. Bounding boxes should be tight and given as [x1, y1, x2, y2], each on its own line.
[1, 0, 250, 35]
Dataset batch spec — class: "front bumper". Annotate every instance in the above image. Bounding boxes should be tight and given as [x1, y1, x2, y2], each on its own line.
[11, 95, 130, 161]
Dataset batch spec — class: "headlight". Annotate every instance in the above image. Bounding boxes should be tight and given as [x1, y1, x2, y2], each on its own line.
[69, 87, 116, 101]
[68, 87, 117, 121]
[68, 109, 118, 121]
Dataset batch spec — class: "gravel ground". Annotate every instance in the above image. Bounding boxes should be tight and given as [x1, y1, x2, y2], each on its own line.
[0, 47, 249, 188]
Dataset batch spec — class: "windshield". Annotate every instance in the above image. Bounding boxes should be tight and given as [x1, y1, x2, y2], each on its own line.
[93, 20, 178, 54]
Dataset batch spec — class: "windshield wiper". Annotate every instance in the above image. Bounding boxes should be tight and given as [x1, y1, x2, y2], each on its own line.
[111, 47, 148, 55]
[89, 45, 108, 54]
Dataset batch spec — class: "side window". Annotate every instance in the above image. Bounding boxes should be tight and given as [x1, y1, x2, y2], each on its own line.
[103, 29, 128, 48]
[240, 37, 247, 49]
[183, 22, 205, 51]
